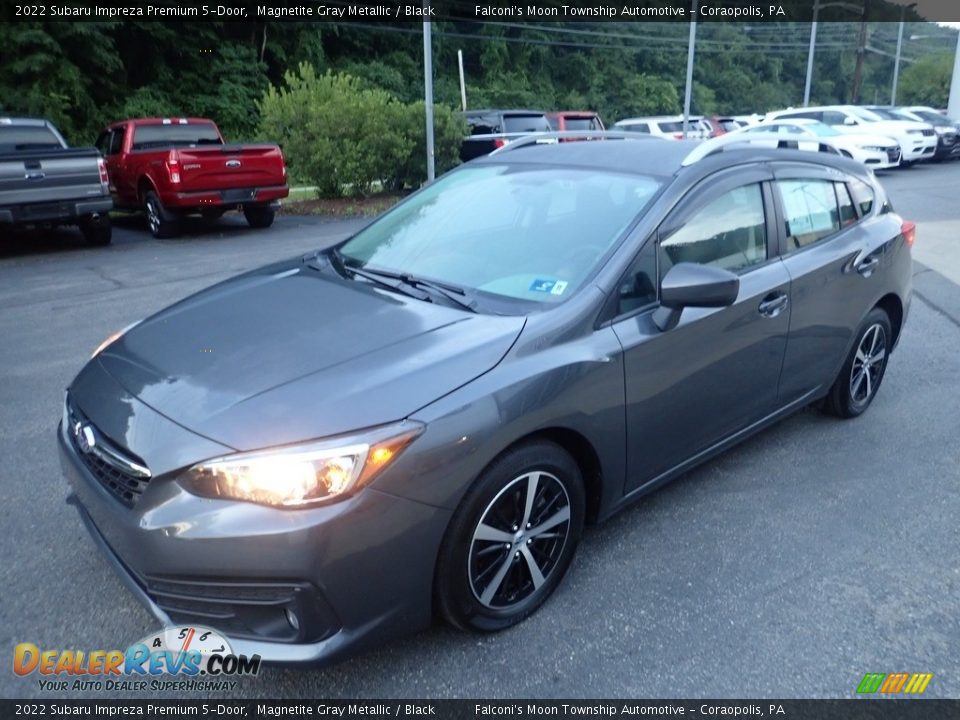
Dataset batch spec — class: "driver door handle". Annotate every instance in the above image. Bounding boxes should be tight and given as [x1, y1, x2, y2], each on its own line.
[856, 256, 880, 276]
[758, 292, 789, 318]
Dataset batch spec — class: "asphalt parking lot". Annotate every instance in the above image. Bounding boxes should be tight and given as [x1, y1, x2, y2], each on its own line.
[1, 163, 958, 700]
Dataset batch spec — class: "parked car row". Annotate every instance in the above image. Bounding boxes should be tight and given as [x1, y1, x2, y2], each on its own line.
[459, 104, 960, 171]
[1, 116, 289, 245]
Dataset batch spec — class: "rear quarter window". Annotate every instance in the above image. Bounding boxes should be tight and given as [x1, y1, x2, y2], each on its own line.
[848, 178, 876, 216]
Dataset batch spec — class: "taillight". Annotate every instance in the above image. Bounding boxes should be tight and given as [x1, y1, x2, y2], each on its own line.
[672, 132, 684, 140]
[901, 220, 916, 247]
[493, 138, 507, 149]
[166, 150, 181, 184]
[97, 157, 109, 188]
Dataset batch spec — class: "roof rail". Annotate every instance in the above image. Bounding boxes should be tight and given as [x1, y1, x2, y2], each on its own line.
[680, 132, 841, 166]
[488, 130, 663, 155]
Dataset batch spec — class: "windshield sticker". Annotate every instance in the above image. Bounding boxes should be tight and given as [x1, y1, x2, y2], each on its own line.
[530, 279, 569, 295]
[530, 278, 557, 293]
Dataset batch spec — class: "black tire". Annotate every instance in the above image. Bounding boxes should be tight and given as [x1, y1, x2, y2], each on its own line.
[243, 205, 275, 229]
[144, 190, 178, 239]
[79, 214, 112, 246]
[823, 307, 892, 419]
[435, 440, 585, 633]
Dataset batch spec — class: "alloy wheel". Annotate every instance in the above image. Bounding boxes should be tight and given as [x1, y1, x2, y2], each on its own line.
[468, 471, 571, 610]
[146, 198, 160, 235]
[849, 323, 887, 405]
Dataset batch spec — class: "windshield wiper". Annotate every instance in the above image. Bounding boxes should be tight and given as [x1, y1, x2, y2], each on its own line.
[343, 265, 433, 302]
[352, 266, 478, 313]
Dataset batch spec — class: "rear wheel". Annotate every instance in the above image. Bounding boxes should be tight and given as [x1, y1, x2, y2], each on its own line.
[243, 204, 275, 229]
[824, 308, 892, 418]
[144, 190, 178, 239]
[435, 440, 585, 633]
[79, 214, 112, 246]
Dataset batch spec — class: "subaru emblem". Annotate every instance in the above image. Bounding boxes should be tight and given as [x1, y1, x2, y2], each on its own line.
[75, 423, 96, 454]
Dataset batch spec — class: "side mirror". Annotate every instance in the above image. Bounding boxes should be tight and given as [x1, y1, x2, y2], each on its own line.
[653, 263, 740, 331]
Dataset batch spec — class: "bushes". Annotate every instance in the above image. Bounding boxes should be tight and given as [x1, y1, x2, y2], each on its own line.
[258, 64, 466, 196]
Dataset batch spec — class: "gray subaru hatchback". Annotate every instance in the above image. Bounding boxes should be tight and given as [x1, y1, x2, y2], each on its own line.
[60, 135, 912, 664]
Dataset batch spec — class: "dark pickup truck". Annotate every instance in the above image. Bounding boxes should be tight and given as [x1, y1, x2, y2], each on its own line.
[0, 118, 113, 245]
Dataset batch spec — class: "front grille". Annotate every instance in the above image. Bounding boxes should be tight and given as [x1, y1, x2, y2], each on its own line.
[65, 397, 150, 507]
[142, 575, 340, 643]
[922, 128, 935, 137]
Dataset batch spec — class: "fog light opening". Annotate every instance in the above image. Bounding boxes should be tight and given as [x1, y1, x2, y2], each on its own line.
[285, 608, 300, 632]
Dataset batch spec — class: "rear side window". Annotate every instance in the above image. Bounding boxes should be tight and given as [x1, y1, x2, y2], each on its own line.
[848, 178, 875, 216]
[658, 121, 684, 134]
[660, 184, 767, 275]
[777, 179, 840, 250]
[621, 123, 650, 134]
[108, 127, 125, 155]
[131, 123, 221, 150]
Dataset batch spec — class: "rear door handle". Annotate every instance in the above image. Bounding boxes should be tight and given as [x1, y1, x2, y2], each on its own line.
[856, 256, 880, 276]
[758, 292, 789, 318]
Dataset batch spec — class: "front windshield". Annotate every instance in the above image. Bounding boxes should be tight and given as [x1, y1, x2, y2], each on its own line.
[339, 165, 662, 306]
[867, 108, 900, 121]
[849, 107, 882, 122]
[806, 122, 839, 137]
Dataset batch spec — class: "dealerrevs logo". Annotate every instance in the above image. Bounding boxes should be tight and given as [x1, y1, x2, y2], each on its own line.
[13, 626, 260, 692]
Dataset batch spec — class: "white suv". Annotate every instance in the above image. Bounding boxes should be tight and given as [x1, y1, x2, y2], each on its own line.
[766, 105, 936, 164]
[613, 115, 705, 140]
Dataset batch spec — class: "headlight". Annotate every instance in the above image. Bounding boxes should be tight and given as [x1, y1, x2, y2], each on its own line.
[91, 321, 140, 358]
[907, 129, 923, 135]
[861, 146, 888, 152]
[180, 422, 424, 508]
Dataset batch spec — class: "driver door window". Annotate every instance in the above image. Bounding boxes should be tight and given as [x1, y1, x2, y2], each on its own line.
[659, 184, 767, 277]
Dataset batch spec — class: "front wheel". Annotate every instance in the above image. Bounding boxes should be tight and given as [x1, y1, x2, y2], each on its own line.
[823, 308, 892, 418]
[243, 205, 275, 229]
[435, 440, 585, 633]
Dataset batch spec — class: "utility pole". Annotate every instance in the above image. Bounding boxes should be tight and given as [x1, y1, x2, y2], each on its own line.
[682, 0, 698, 139]
[422, 11, 435, 183]
[891, 3, 917, 106]
[850, 0, 869, 103]
[457, 50, 467, 111]
[803, 0, 820, 107]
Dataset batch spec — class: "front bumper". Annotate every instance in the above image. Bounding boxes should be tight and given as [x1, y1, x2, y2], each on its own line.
[0, 197, 112, 224]
[901, 139, 937, 162]
[59, 395, 451, 665]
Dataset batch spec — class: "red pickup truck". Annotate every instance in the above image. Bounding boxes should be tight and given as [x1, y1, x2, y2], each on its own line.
[96, 118, 288, 238]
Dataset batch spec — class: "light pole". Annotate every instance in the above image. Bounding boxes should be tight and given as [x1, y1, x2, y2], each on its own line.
[891, 2, 917, 106]
[682, 0, 698, 139]
[803, 1, 863, 107]
[422, 11, 435, 183]
[949, 30, 960, 120]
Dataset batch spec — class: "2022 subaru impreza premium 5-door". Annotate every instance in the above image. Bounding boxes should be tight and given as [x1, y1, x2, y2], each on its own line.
[60, 135, 912, 664]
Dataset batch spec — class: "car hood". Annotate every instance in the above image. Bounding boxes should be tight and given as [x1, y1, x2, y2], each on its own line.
[96, 260, 525, 451]
[833, 132, 898, 147]
[843, 120, 931, 135]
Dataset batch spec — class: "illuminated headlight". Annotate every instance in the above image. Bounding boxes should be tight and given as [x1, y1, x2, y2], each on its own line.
[180, 422, 424, 508]
[91, 321, 141, 358]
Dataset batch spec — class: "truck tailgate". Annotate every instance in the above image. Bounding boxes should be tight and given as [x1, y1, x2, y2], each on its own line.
[175, 144, 285, 193]
[0, 148, 105, 208]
